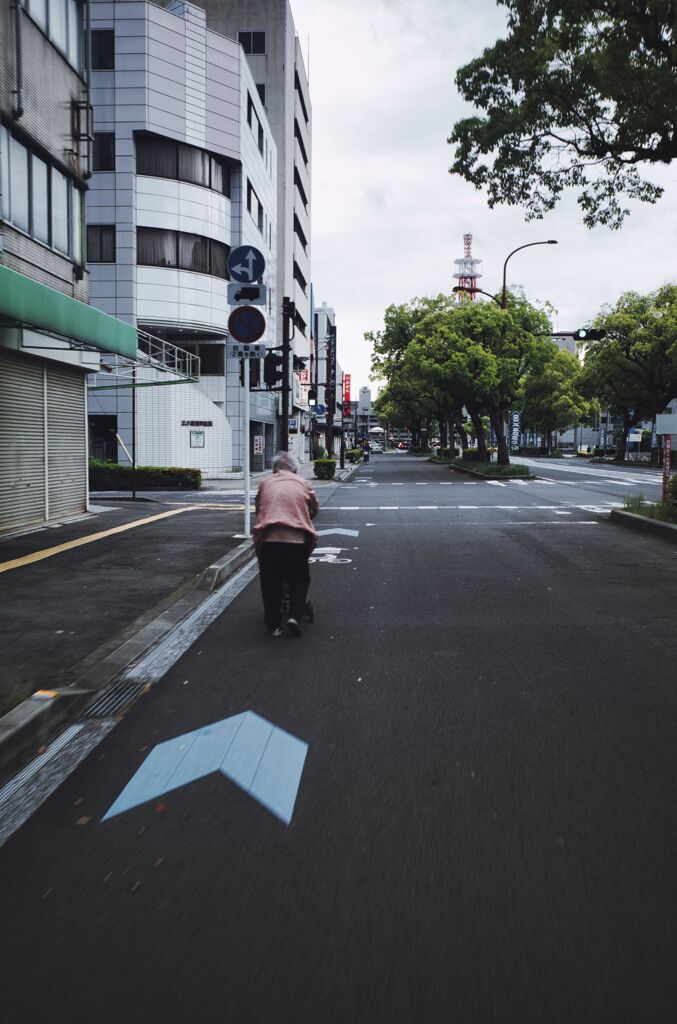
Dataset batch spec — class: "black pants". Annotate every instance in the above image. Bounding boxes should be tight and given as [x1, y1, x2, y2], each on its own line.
[258, 542, 310, 631]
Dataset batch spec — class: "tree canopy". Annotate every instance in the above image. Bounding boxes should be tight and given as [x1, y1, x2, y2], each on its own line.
[578, 284, 677, 456]
[448, 0, 677, 228]
[369, 292, 593, 464]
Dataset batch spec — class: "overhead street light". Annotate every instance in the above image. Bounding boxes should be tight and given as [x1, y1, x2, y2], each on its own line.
[501, 240, 558, 309]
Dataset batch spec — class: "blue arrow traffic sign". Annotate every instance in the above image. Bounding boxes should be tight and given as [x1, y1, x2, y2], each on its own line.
[227, 245, 266, 283]
[102, 712, 308, 825]
[228, 305, 266, 343]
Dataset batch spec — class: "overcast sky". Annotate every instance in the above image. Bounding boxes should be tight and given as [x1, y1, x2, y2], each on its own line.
[289, 0, 677, 396]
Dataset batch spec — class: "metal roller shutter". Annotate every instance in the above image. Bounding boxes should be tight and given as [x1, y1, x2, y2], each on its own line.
[0, 349, 46, 532]
[46, 363, 87, 518]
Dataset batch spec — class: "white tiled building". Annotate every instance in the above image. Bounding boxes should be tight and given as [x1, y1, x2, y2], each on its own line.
[185, 0, 313, 457]
[86, 0, 279, 474]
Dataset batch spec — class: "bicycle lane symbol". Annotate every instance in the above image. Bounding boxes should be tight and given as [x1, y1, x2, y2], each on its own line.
[309, 547, 352, 564]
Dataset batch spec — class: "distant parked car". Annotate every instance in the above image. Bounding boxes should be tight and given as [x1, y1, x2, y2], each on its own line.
[397, 442, 408, 450]
[369, 442, 383, 453]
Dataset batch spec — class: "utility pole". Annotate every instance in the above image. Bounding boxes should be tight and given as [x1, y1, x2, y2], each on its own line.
[280, 296, 295, 452]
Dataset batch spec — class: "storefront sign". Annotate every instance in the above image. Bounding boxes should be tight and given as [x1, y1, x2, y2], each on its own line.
[343, 373, 351, 404]
[254, 435, 264, 455]
[190, 430, 205, 448]
[182, 420, 212, 427]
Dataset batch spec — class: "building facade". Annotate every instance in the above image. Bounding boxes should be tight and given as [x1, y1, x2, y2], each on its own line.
[86, 0, 279, 474]
[185, 0, 312, 458]
[1, 0, 137, 532]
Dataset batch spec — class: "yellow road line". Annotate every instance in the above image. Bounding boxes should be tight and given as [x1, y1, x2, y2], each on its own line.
[0, 506, 203, 575]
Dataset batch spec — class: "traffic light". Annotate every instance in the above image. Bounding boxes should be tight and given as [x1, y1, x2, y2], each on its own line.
[307, 389, 317, 407]
[574, 328, 606, 341]
[264, 350, 284, 388]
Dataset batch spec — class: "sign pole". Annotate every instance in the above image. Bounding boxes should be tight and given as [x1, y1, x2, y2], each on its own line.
[662, 434, 672, 502]
[244, 358, 251, 537]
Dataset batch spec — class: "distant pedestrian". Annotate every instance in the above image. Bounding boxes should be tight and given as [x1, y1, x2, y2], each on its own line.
[253, 452, 319, 637]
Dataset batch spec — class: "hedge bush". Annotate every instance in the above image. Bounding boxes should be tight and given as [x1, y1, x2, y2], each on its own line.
[452, 458, 531, 477]
[313, 458, 336, 481]
[346, 448, 363, 464]
[89, 458, 201, 490]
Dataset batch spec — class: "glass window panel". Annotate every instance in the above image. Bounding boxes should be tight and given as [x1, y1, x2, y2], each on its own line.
[255, 83, 265, 106]
[238, 32, 252, 54]
[30, 0, 47, 30]
[100, 224, 115, 262]
[51, 0, 68, 52]
[211, 240, 228, 280]
[91, 29, 114, 70]
[9, 136, 29, 232]
[31, 155, 49, 244]
[210, 157, 223, 195]
[93, 133, 115, 171]
[67, 0, 81, 69]
[87, 225, 115, 262]
[178, 145, 209, 187]
[198, 345, 224, 374]
[0, 127, 9, 220]
[71, 186, 83, 262]
[178, 232, 209, 273]
[137, 227, 177, 267]
[252, 32, 265, 54]
[136, 136, 176, 178]
[51, 169, 69, 253]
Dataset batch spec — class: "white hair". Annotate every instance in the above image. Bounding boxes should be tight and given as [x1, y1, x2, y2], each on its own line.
[272, 451, 299, 473]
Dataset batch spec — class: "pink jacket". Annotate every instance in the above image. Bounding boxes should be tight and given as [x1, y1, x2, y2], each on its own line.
[253, 470, 319, 555]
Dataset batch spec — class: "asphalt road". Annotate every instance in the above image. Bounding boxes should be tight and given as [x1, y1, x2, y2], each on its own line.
[1, 454, 677, 1022]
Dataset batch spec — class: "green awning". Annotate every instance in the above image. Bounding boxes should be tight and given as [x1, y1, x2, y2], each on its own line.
[0, 264, 137, 359]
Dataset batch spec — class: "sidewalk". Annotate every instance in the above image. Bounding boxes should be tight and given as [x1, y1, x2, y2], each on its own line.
[0, 460, 357, 774]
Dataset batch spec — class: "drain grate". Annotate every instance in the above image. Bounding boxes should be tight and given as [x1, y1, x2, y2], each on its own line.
[83, 679, 148, 719]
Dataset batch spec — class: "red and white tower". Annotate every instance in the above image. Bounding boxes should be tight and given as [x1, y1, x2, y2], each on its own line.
[453, 233, 482, 299]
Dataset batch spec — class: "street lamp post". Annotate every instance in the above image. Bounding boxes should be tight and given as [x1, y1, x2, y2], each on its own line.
[501, 240, 558, 308]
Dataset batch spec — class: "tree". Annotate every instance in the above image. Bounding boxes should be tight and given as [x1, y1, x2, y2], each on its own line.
[519, 346, 598, 451]
[579, 284, 677, 459]
[449, 1, 676, 228]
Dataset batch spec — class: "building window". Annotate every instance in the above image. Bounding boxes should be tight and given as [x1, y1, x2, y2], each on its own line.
[26, 0, 82, 70]
[137, 227, 229, 280]
[31, 155, 50, 244]
[93, 133, 115, 172]
[2, 124, 83, 260]
[91, 29, 115, 70]
[179, 233, 210, 274]
[256, 83, 266, 106]
[135, 135, 229, 197]
[9, 135, 29, 233]
[28, 0, 47, 31]
[238, 31, 265, 55]
[52, 168, 70, 254]
[246, 179, 264, 235]
[87, 224, 116, 263]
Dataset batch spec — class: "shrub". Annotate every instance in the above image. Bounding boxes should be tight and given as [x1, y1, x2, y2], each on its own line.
[312, 443, 327, 460]
[452, 459, 531, 477]
[668, 474, 677, 514]
[346, 448, 363, 464]
[313, 458, 336, 481]
[89, 459, 201, 490]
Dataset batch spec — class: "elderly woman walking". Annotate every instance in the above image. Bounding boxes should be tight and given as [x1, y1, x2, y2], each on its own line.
[253, 452, 319, 637]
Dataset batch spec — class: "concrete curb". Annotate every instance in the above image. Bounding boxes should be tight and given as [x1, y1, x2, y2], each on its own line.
[198, 538, 256, 592]
[609, 509, 677, 544]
